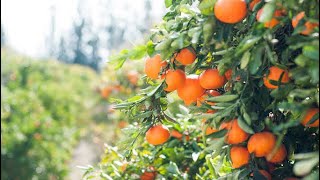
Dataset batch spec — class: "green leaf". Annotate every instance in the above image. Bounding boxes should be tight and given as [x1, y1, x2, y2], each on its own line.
[206, 155, 218, 179]
[155, 39, 173, 51]
[258, 3, 276, 23]
[128, 45, 147, 60]
[146, 41, 155, 56]
[302, 171, 320, 180]
[236, 36, 261, 56]
[293, 156, 319, 176]
[238, 116, 255, 134]
[167, 162, 181, 175]
[127, 95, 145, 102]
[179, 4, 196, 15]
[242, 111, 252, 126]
[206, 94, 239, 102]
[198, 0, 216, 15]
[303, 45, 319, 61]
[133, 111, 153, 119]
[240, 51, 251, 69]
[171, 36, 184, 49]
[253, 169, 269, 180]
[207, 129, 228, 138]
[204, 137, 225, 153]
[294, 152, 319, 160]
[248, 47, 263, 74]
[147, 83, 164, 97]
[203, 17, 215, 44]
[277, 102, 304, 112]
[191, 31, 201, 44]
[165, 0, 172, 8]
[238, 169, 252, 179]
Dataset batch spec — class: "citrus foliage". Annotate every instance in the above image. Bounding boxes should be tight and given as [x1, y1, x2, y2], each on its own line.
[1, 49, 99, 179]
[86, 0, 318, 179]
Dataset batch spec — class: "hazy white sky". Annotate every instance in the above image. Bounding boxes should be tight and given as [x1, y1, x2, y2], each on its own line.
[1, 0, 165, 58]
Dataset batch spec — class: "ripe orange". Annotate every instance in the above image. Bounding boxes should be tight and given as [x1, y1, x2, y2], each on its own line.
[175, 48, 197, 65]
[199, 69, 226, 89]
[101, 86, 112, 99]
[140, 171, 156, 180]
[33, 133, 42, 140]
[230, 146, 250, 168]
[292, 12, 319, 35]
[257, 9, 284, 28]
[111, 85, 121, 92]
[177, 75, 206, 105]
[248, 132, 276, 157]
[118, 121, 128, 129]
[146, 125, 170, 145]
[251, 170, 272, 180]
[205, 126, 218, 135]
[171, 130, 183, 140]
[220, 119, 249, 144]
[224, 69, 240, 81]
[301, 108, 319, 127]
[127, 71, 139, 85]
[214, 0, 247, 24]
[249, 0, 261, 11]
[164, 69, 186, 92]
[266, 144, 287, 163]
[144, 54, 167, 79]
[120, 162, 128, 172]
[185, 135, 190, 141]
[224, 69, 233, 81]
[263, 66, 290, 89]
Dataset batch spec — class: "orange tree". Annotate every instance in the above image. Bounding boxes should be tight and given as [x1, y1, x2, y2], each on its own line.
[83, 0, 319, 179]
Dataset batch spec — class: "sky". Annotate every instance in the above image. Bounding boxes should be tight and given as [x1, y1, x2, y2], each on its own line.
[1, 0, 165, 58]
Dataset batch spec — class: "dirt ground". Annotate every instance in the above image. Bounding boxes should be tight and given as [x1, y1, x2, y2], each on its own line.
[68, 122, 117, 180]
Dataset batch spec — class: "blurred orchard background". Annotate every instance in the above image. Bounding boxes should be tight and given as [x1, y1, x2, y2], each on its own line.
[1, 0, 165, 179]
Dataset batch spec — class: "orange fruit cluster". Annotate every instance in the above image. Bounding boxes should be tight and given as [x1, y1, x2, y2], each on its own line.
[146, 125, 170, 145]
[171, 130, 190, 141]
[263, 66, 290, 89]
[144, 48, 236, 107]
[230, 146, 250, 168]
[175, 48, 197, 65]
[164, 69, 186, 92]
[199, 69, 226, 89]
[301, 108, 319, 127]
[144, 54, 167, 80]
[177, 75, 206, 105]
[256, 9, 285, 29]
[212, 0, 319, 36]
[140, 171, 157, 180]
[247, 132, 277, 157]
[292, 12, 319, 35]
[100, 86, 113, 99]
[127, 70, 139, 85]
[210, 120, 289, 171]
[214, 0, 247, 24]
[220, 119, 249, 144]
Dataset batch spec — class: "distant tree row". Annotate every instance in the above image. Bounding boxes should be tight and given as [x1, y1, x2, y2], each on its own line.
[48, 0, 157, 72]
[1, 25, 5, 47]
